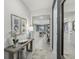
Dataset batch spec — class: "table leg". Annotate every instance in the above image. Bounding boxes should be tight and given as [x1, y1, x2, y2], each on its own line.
[17, 51, 19, 59]
[30, 41, 32, 51]
[9, 52, 19, 59]
[26, 40, 33, 52]
[9, 52, 14, 59]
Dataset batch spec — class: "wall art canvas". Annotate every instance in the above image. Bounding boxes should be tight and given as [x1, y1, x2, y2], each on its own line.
[21, 18, 26, 34]
[11, 14, 21, 35]
[11, 14, 26, 35]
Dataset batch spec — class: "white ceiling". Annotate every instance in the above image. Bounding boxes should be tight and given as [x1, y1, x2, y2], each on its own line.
[21, 0, 75, 18]
[22, 0, 74, 12]
[22, 0, 54, 11]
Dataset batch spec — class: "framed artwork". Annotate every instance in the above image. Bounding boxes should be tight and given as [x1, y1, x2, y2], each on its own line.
[11, 14, 21, 35]
[11, 14, 26, 36]
[21, 18, 26, 34]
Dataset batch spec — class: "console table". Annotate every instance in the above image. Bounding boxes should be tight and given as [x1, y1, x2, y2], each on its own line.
[4, 39, 34, 59]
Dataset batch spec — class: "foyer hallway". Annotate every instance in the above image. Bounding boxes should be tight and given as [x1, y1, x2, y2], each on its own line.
[4, 0, 75, 59]
[27, 34, 53, 59]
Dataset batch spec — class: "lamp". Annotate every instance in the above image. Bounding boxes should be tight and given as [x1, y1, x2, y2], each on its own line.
[28, 26, 33, 31]
[27, 26, 33, 39]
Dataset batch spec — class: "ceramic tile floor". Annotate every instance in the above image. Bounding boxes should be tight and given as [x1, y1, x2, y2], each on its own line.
[26, 37, 53, 59]
[26, 32, 75, 59]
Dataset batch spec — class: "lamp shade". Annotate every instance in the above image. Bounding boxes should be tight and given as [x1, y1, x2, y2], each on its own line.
[28, 26, 33, 31]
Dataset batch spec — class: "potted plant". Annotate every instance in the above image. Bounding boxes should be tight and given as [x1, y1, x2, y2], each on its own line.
[12, 32, 19, 48]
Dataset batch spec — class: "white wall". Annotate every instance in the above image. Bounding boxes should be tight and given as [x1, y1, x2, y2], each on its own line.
[4, 0, 31, 47]
[4, 0, 31, 59]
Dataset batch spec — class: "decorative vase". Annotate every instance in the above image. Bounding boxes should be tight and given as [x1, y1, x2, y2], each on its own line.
[13, 39, 18, 48]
